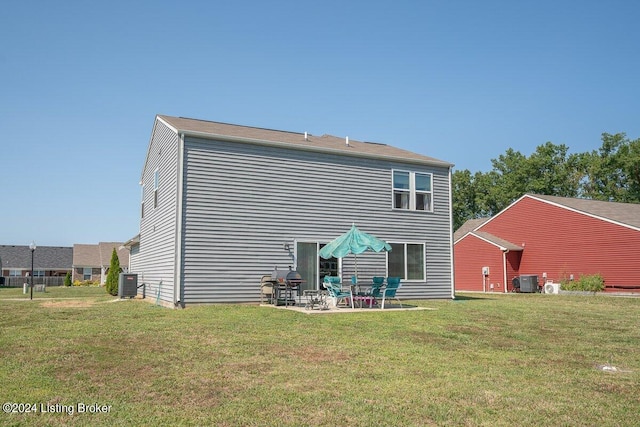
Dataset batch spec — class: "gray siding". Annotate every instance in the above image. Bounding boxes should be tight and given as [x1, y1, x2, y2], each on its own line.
[132, 119, 180, 305]
[180, 136, 452, 304]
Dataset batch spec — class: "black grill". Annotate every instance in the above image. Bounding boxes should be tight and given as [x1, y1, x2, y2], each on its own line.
[270, 266, 303, 306]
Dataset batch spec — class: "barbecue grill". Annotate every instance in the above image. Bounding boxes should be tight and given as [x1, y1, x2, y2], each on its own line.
[270, 266, 303, 306]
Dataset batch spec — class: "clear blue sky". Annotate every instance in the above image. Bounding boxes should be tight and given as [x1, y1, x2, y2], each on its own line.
[2, 0, 639, 247]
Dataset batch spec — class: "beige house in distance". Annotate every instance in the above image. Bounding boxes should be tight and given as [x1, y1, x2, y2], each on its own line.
[72, 242, 129, 284]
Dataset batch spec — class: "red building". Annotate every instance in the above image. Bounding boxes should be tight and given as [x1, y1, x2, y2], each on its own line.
[454, 194, 640, 293]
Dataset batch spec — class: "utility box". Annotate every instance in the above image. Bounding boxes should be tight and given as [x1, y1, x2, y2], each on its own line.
[118, 273, 138, 298]
[519, 275, 539, 293]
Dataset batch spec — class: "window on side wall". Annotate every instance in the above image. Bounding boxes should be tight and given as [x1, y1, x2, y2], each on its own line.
[387, 243, 425, 281]
[392, 170, 432, 212]
[153, 169, 159, 209]
[141, 184, 145, 218]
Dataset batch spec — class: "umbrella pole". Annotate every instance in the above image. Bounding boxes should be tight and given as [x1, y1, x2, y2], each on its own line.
[354, 255, 358, 281]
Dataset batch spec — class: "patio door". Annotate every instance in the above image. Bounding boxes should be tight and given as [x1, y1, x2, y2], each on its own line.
[296, 242, 338, 291]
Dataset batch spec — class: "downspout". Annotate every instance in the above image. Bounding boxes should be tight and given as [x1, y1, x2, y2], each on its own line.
[448, 166, 455, 299]
[173, 132, 185, 307]
[502, 249, 509, 293]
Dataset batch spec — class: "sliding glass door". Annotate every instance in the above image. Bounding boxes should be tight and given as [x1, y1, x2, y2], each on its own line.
[296, 242, 338, 291]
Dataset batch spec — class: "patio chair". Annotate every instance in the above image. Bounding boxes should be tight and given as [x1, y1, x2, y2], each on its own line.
[364, 277, 385, 308]
[380, 277, 402, 309]
[260, 275, 276, 304]
[323, 276, 354, 309]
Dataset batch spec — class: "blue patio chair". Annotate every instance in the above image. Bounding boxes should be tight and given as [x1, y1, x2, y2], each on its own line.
[371, 276, 385, 288]
[365, 277, 386, 308]
[323, 276, 354, 309]
[380, 277, 402, 309]
[322, 276, 342, 289]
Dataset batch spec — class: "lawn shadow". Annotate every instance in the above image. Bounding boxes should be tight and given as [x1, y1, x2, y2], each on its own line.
[452, 293, 496, 302]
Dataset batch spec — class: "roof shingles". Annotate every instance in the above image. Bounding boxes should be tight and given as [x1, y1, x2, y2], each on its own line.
[157, 115, 453, 167]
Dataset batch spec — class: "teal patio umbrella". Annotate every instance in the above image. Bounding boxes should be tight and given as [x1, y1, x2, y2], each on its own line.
[319, 223, 392, 277]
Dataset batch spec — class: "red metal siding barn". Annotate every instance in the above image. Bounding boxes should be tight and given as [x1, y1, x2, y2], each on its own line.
[454, 194, 640, 293]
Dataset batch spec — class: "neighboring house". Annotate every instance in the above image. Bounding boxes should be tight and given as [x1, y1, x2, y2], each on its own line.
[126, 115, 455, 307]
[454, 194, 640, 293]
[0, 245, 72, 286]
[71, 242, 129, 284]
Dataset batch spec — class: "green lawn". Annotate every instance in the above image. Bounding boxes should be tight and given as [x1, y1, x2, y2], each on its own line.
[0, 288, 638, 426]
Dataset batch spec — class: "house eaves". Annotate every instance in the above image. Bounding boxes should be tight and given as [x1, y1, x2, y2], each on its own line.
[468, 231, 523, 252]
[123, 234, 140, 249]
[156, 115, 454, 169]
[454, 217, 491, 242]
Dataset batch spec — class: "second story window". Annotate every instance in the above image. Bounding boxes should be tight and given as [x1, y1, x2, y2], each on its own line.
[393, 170, 433, 212]
[153, 169, 159, 209]
[141, 184, 145, 218]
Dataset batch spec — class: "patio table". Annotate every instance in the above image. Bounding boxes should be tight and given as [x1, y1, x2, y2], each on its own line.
[352, 285, 377, 308]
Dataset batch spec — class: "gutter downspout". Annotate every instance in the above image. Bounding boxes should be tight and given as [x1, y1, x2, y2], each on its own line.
[173, 133, 185, 307]
[502, 249, 509, 293]
[448, 166, 455, 299]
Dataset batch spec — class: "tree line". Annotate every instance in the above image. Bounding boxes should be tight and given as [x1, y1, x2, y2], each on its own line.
[452, 132, 640, 230]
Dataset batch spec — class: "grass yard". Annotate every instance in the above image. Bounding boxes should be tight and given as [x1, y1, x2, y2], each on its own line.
[0, 288, 638, 426]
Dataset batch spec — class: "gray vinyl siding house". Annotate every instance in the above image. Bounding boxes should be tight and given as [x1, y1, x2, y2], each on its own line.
[129, 115, 454, 307]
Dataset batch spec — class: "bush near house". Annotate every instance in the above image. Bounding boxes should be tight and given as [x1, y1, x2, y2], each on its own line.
[64, 271, 72, 287]
[105, 248, 122, 296]
[560, 274, 605, 292]
[73, 280, 99, 286]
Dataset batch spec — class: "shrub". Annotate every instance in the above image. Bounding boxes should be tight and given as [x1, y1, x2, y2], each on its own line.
[64, 272, 72, 287]
[560, 274, 605, 292]
[105, 248, 122, 296]
[73, 280, 97, 287]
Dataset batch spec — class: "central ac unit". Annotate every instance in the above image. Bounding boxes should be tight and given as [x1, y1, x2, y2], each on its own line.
[544, 282, 560, 294]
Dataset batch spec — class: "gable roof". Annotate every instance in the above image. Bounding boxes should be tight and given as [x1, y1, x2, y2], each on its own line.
[453, 217, 491, 242]
[155, 115, 453, 168]
[528, 194, 640, 230]
[470, 231, 523, 251]
[0, 245, 73, 270]
[72, 242, 128, 268]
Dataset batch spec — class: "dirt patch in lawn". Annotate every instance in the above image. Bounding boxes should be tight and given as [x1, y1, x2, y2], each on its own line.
[40, 300, 95, 308]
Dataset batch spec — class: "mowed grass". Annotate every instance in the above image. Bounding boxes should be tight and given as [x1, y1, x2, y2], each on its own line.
[0, 288, 638, 426]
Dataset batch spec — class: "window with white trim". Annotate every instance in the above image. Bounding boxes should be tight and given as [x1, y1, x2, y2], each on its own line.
[141, 184, 145, 218]
[393, 170, 432, 211]
[153, 169, 159, 209]
[83, 267, 92, 281]
[387, 242, 425, 281]
[33, 270, 45, 277]
[9, 269, 22, 277]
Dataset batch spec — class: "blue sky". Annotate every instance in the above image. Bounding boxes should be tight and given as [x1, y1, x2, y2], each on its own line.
[1, 0, 639, 246]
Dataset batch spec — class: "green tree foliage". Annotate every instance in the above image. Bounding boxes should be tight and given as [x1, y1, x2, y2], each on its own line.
[64, 271, 72, 287]
[105, 248, 122, 296]
[581, 133, 640, 203]
[453, 134, 639, 230]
